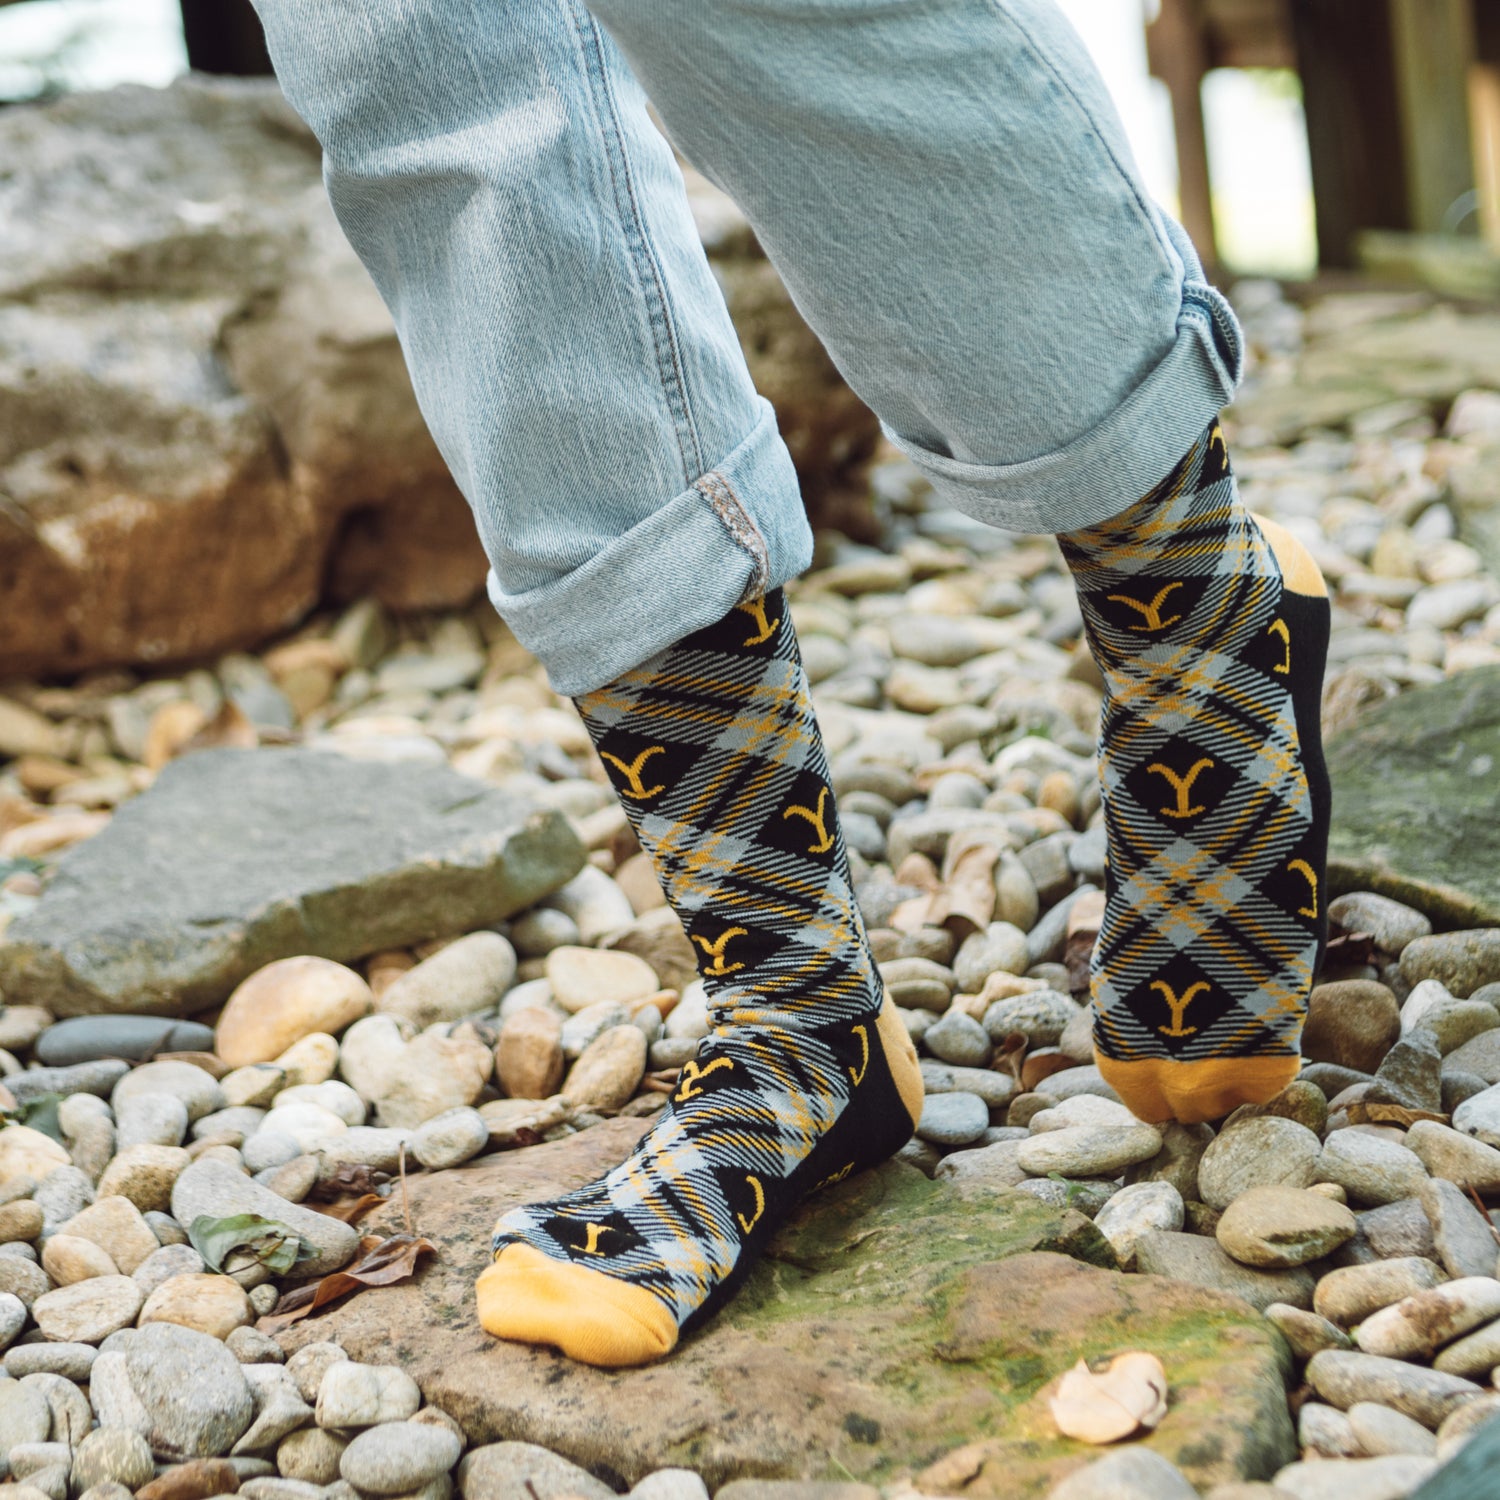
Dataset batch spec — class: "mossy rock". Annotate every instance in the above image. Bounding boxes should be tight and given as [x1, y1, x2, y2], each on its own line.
[285, 1120, 1292, 1495]
[1327, 666, 1500, 927]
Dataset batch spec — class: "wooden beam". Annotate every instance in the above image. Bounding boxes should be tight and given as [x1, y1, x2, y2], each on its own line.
[1289, 0, 1410, 267]
[1146, 0, 1220, 273]
[1471, 63, 1500, 253]
[1388, 0, 1477, 234]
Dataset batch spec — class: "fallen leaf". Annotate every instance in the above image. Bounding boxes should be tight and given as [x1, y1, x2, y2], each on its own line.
[1050, 1352, 1169, 1444]
[1, 1093, 65, 1144]
[189, 1213, 309, 1276]
[1346, 1102, 1449, 1128]
[256, 1231, 437, 1333]
[308, 1163, 389, 1200]
[182, 699, 258, 755]
[994, 1031, 1029, 1085]
[1322, 928, 1377, 969]
[310, 1193, 387, 1225]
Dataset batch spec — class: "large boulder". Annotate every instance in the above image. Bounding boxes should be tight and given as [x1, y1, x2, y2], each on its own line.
[1327, 665, 1500, 926]
[281, 1119, 1293, 1495]
[0, 748, 584, 1016]
[0, 77, 875, 679]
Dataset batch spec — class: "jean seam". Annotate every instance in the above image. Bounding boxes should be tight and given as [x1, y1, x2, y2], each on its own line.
[984, 1, 1177, 278]
[566, 1, 704, 486]
[694, 470, 770, 599]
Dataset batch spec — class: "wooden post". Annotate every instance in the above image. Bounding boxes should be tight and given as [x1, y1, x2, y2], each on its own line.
[1388, 0, 1477, 234]
[178, 0, 273, 76]
[1146, 0, 1220, 273]
[1471, 63, 1500, 253]
[1289, 0, 1410, 267]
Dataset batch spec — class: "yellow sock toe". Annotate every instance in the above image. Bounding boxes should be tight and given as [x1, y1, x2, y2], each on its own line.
[475, 1244, 679, 1367]
[1096, 1052, 1302, 1126]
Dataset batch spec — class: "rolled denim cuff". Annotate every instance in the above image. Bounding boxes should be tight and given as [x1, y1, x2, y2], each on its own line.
[881, 279, 1245, 536]
[489, 398, 813, 696]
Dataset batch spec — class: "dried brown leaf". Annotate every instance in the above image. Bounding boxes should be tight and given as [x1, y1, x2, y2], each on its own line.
[256, 1231, 436, 1333]
[183, 699, 258, 755]
[1345, 1102, 1449, 1128]
[994, 1032, 1029, 1084]
[1050, 1352, 1169, 1444]
[310, 1193, 387, 1225]
[307, 1164, 388, 1200]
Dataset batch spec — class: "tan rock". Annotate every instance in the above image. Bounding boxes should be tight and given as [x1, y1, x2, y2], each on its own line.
[0, 1125, 71, 1185]
[136, 1457, 242, 1500]
[562, 1026, 647, 1111]
[59, 1194, 161, 1274]
[217, 957, 373, 1066]
[1215, 1188, 1358, 1269]
[365, 950, 416, 1001]
[275, 1032, 341, 1087]
[32, 1274, 143, 1342]
[613, 852, 666, 915]
[95, 1144, 191, 1215]
[496, 1009, 565, 1101]
[601, 909, 697, 993]
[144, 700, 209, 771]
[140, 1272, 254, 1340]
[373, 1032, 492, 1129]
[0, 1198, 43, 1243]
[545, 947, 660, 1014]
[377, 931, 517, 1028]
[41, 1233, 118, 1284]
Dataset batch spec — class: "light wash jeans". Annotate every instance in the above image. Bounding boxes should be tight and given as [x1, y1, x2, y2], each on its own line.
[251, 0, 1243, 695]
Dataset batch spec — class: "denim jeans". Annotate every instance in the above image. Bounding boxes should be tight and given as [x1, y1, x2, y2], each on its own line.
[250, 0, 1243, 695]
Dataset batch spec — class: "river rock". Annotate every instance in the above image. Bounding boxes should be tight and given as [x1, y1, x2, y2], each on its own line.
[377, 934, 516, 1028]
[0, 1257, 51, 1308]
[277, 1428, 347, 1485]
[1132, 1231, 1315, 1311]
[1015, 1125, 1161, 1178]
[1271, 1455, 1438, 1500]
[96, 1145, 191, 1215]
[411, 1109, 489, 1170]
[561, 1027, 647, 1111]
[1215, 1187, 1357, 1268]
[340, 1423, 463, 1494]
[1314, 1257, 1445, 1326]
[114, 1063, 225, 1124]
[1444, 1028, 1500, 1083]
[1346, 1401, 1437, 1457]
[922, 1011, 992, 1068]
[1406, 1118, 1500, 1193]
[1090, 1183, 1184, 1269]
[1419, 1177, 1500, 1278]
[315, 1362, 420, 1429]
[35, 1018, 215, 1067]
[1402, 929, 1500, 998]
[171, 1159, 357, 1275]
[136, 1458, 241, 1500]
[1452, 1082, 1500, 1146]
[458, 1444, 613, 1500]
[1366, 1031, 1442, 1111]
[916, 1092, 989, 1146]
[0, 750, 584, 1016]
[1327, 893, 1433, 955]
[3, 1342, 95, 1381]
[41, 1234, 117, 1285]
[1354, 1276, 1500, 1359]
[1313, 1131, 1428, 1206]
[126, 1321, 256, 1458]
[32, 1275, 142, 1342]
[1305, 1348, 1482, 1427]
[1303, 982, 1403, 1074]
[217, 959, 373, 1068]
[1046, 1449, 1200, 1500]
[545, 947, 659, 1014]
[0, 1380, 52, 1458]
[0, 1200, 43, 1243]
[133, 1245, 207, 1297]
[1198, 1117, 1322, 1210]
[61, 1194, 160, 1273]
[276, 1120, 1291, 1493]
[0, 1126, 70, 1185]
[140, 1273, 254, 1340]
[1263, 1303, 1351, 1360]
[70, 1429, 155, 1493]
[494, 1010, 564, 1101]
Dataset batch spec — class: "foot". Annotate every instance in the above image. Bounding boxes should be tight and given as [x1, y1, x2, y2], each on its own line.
[1059, 424, 1331, 1125]
[475, 591, 922, 1365]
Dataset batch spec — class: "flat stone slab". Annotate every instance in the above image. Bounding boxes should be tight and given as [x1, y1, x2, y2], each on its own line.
[0, 748, 583, 1016]
[281, 1120, 1292, 1496]
[1327, 666, 1500, 927]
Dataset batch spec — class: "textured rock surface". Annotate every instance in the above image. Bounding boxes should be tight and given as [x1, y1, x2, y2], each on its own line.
[0, 81, 876, 680]
[281, 1121, 1290, 1495]
[1326, 666, 1500, 925]
[0, 750, 583, 1015]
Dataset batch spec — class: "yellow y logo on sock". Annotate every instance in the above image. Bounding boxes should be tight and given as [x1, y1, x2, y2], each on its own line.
[579, 1223, 612, 1256]
[1148, 758, 1215, 820]
[1268, 618, 1291, 674]
[1153, 979, 1210, 1037]
[1108, 580, 1184, 632]
[675, 1056, 734, 1101]
[600, 745, 667, 800]
[783, 787, 835, 853]
[737, 1174, 765, 1234]
[737, 598, 780, 646]
[849, 1024, 870, 1087]
[1288, 858, 1319, 918]
[692, 928, 747, 976]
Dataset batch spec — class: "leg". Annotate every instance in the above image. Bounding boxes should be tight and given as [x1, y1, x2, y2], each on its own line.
[588, 0, 1328, 1123]
[249, 0, 921, 1366]
[251, 0, 812, 697]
